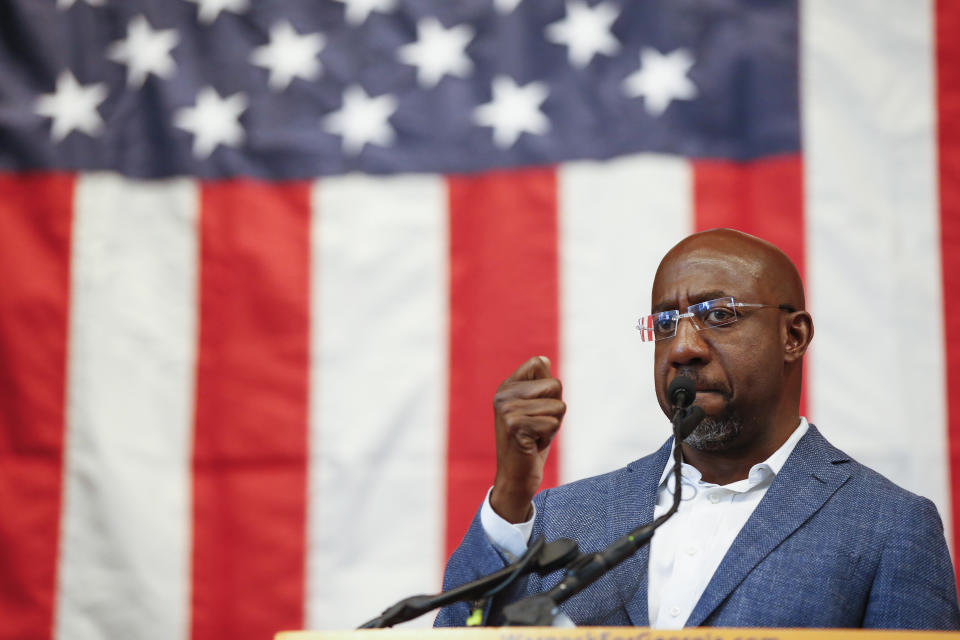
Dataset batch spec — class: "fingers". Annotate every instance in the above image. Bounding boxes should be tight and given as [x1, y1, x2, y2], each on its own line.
[495, 357, 565, 447]
[506, 355, 553, 382]
[504, 415, 562, 453]
[496, 397, 566, 419]
[495, 375, 562, 402]
[499, 399, 565, 453]
[496, 398, 565, 455]
[498, 357, 561, 402]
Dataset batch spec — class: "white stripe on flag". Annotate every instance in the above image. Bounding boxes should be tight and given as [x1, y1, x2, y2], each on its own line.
[802, 1, 950, 529]
[559, 155, 693, 483]
[307, 175, 447, 629]
[56, 174, 197, 640]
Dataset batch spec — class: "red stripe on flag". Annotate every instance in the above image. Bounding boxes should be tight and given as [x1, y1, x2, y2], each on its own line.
[692, 156, 806, 283]
[936, 0, 960, 572]
[192, 181, 311, 640]
[446, 168, 561, 556]
[0, 173, 73, 640]
[692, 156, 808, 416]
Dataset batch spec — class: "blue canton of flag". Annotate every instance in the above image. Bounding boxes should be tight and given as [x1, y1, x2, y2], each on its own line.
[0, 0, 799, 179]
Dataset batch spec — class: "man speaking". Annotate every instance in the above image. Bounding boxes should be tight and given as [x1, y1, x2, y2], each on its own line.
[435, 229, 960, 629]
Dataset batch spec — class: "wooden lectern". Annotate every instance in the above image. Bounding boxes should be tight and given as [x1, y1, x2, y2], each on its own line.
[278, 628, 960, 640]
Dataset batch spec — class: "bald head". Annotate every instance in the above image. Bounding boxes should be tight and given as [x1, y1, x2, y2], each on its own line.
[649, 228, 814, 475]
[654, 229, 805, 310]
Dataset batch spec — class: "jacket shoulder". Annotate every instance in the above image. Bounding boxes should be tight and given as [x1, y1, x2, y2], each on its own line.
[807, 424, 941, 517]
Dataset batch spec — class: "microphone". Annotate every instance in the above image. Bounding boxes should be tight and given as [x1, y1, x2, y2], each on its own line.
[668, 376, 696, 409]
[668, 376, 704, 440]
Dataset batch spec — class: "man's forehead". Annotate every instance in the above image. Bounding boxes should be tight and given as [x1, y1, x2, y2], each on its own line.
[651, 249, 765, 306]
[659, 250, 762, 277]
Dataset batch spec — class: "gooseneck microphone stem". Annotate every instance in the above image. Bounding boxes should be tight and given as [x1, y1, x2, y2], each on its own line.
[358, 536, 579, 628]
[501, 377, 704, 627]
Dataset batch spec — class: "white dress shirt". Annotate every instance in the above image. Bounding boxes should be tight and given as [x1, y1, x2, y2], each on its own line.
[480, 417, 809, 628]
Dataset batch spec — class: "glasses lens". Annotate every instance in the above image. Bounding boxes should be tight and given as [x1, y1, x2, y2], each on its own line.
[638, 311, 678, 342]
[692, 297, 738, 328]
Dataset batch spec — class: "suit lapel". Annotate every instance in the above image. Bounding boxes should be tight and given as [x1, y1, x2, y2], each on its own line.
[685, 425, 851, 627]
[612, 438, 673, 627]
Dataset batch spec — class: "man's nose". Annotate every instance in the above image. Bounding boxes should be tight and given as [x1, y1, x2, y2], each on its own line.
[667, 316, 711, 365]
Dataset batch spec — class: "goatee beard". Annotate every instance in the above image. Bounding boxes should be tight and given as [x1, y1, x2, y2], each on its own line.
[683, 414, 743, 451]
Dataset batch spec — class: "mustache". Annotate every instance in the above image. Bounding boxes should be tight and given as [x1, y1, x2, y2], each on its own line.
[674, 368, 731, 397]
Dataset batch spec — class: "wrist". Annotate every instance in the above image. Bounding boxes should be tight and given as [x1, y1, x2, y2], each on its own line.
[490, 485, 534, 523]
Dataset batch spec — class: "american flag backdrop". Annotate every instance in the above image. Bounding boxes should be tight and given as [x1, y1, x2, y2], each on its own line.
[1, 0, 959, 638]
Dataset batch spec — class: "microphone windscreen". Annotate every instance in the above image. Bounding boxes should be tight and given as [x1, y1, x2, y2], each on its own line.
[534, 538, 579, 571]
[668, 376, 696, 408]
[675, 406, 705, 440]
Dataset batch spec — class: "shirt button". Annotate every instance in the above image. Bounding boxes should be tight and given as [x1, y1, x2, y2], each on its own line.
[670, 606, 681, 617]
[685, 545, 698, 556]
[709, 492, 721, 504]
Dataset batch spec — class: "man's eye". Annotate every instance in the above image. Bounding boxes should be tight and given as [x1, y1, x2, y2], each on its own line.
[704, 308, 735, 325]
[653, 314, 675, 334]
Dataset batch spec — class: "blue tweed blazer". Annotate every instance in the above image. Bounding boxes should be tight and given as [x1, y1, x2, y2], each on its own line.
[435, 425, 960, 629]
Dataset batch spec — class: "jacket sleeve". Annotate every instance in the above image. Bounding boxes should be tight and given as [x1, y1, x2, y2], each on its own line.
[433, 508, 511, 627]
[862, 495, 960, 629]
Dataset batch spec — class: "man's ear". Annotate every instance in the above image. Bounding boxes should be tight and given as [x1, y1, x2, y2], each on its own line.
[783, 310, 813, 363]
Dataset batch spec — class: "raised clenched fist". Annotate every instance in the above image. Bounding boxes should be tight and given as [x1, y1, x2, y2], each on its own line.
[490, 356, 566, 523]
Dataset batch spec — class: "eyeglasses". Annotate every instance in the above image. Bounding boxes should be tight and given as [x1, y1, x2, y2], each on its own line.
[637, 297, 795, 342]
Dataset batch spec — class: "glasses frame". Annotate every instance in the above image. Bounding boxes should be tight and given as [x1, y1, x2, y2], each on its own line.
[637, 297, 796, 342]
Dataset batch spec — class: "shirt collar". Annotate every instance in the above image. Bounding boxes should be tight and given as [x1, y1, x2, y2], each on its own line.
[658, 416, 810, 488]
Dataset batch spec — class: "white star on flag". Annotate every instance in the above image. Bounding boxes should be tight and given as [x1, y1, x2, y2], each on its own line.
[333, 0, 396, 26]
[473, 75, 550, 149]
[545, 0, 621, 68]
[250, 21, 325, 91]
[184, 0, 250, 25]
[56, 0, 104, 8]
[35, 71, 108, 142]
[622, 47, 698, 116]
[494, 0, 523, 14]
[173, 87, 247, 158]
[323, 85, 397, 155]
[397, 18, 474, 88]
[107, 16, 179, 88]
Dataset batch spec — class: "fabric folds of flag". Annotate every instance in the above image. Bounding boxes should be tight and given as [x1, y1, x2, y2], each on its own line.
[0, 1, 957, 639]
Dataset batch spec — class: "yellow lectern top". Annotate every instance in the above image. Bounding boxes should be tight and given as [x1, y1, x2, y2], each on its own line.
[277, 627, 960, 640]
